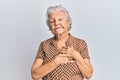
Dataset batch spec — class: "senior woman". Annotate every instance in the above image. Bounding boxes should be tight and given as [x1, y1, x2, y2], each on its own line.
[31, 5, 93, 80]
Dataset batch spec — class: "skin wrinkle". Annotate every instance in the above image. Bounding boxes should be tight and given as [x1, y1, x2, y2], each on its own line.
[31, 5, 93, 80]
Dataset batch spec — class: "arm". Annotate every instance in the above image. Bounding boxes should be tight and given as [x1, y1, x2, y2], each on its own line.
[31, 54, 72, 80]
[64, 41, 93, 79]
[31, 59, 58, 80]
[73, 51, 93, 79]
[31, 42, 59, 80]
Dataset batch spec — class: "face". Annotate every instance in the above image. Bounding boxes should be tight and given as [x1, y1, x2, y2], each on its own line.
[48, 11, 70, 35]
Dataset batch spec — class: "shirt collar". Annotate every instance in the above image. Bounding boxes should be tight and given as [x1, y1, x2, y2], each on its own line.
[50, 33, 74, 47]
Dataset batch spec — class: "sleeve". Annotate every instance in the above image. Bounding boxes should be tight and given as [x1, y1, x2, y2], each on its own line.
[80, 40, 90, 59]
[35, 42, 44, 60]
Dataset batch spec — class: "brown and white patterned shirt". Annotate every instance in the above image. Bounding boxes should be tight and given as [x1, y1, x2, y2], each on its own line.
[36, 34, 90, 80]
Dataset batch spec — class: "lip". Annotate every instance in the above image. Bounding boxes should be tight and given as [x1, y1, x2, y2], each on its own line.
[55, 25, 63, 29]
[55, 27, 61, 29]
[55, 27, 63, 30]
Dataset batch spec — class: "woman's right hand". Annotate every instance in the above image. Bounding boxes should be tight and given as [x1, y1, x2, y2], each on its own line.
[53, 54, 74, 66]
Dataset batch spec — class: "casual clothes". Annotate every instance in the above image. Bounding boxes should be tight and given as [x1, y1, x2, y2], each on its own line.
[36, 34, 90, 80]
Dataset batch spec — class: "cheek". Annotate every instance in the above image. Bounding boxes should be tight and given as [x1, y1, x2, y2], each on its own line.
[67, 20, 71, 25]
[65, 21, 70, 28]
[49, 25, 55, 32]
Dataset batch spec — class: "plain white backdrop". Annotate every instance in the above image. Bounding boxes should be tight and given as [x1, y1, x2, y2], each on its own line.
[0, 0, 120, 80]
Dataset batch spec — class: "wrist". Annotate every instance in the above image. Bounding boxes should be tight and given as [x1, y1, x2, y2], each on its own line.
[52, 59, 60, 66]
[74, 52, 82, 61]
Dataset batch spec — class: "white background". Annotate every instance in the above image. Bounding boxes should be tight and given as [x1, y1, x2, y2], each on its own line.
[0, 0, 120, 80]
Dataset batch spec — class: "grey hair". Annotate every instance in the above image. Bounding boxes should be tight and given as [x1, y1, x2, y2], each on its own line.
[46, 5, 72, 31]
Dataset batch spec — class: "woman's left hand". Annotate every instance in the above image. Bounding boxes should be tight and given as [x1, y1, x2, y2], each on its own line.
[60, 46, 80, 60]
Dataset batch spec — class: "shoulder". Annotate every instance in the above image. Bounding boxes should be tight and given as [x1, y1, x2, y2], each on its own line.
[70, 35, 88, 49]
[71, 35, 86, 44]
[40, 37, 54, 46]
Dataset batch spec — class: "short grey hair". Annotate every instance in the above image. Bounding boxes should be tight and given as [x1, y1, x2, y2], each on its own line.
[46, 5, 72, 31]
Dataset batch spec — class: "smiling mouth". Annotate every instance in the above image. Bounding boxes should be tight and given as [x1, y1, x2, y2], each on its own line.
[55, 27, 61, 29]
[55, 27, 63, 30]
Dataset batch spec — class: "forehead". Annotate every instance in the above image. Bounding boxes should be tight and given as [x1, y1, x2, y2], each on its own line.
[48, 11, 66, 19]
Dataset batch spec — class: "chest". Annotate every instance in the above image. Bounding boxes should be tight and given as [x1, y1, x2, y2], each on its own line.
[42, 42, 80, 64]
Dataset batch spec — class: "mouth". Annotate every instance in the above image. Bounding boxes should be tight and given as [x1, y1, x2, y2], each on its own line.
[55, 25, 63, 31]
[55, 27, 63, 31]
[55, 27, 62, 29]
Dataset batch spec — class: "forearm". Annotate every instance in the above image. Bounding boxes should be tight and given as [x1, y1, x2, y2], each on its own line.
[32, 60, 58, 80]
[74, 53, 93, 79]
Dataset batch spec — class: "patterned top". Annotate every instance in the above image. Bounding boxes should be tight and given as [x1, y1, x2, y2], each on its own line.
[36, 34, 90, 80]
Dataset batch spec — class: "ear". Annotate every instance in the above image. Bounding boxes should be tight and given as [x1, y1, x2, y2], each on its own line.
[67, 20, 71, 25]
[67, 20, 72, 31]
[67, 20, 72, 27]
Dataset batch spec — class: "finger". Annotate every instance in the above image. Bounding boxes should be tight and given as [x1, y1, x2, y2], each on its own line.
[68, 46, 73, 49]
[60, 48, 67, 51]
[60, 47, 68, 54]
[62, 46, 68, 49]
[67, 60, 75, 63]
[67, 46, 74, 52]
[59, 54, 72, 57]
[60, 50, 66, 54]
[60, 51, 66, 54]
[71, 46, 74, 48]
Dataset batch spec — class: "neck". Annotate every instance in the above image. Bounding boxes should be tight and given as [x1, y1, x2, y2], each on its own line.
[55, 33, 69, 42]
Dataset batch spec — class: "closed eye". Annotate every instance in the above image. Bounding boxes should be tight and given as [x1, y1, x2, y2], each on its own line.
[49, 20, 54, 24]
[58, 19, 62, 21]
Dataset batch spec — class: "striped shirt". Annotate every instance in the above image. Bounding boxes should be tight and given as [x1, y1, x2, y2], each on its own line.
[36, 34, 90, 80]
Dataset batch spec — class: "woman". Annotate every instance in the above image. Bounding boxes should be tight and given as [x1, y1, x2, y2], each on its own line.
[31, 5, 93, 80]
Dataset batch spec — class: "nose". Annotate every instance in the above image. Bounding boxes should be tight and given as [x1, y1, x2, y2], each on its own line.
[54, 20, 59, 26]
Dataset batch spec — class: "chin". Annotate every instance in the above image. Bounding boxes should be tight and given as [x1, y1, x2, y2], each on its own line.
[54, 31, 64, 35]
[55, 33, 62, 35]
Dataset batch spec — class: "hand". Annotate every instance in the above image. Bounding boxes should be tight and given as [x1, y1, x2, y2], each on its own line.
[53, 54, 74, 66]
[61, 46, 80, 60]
